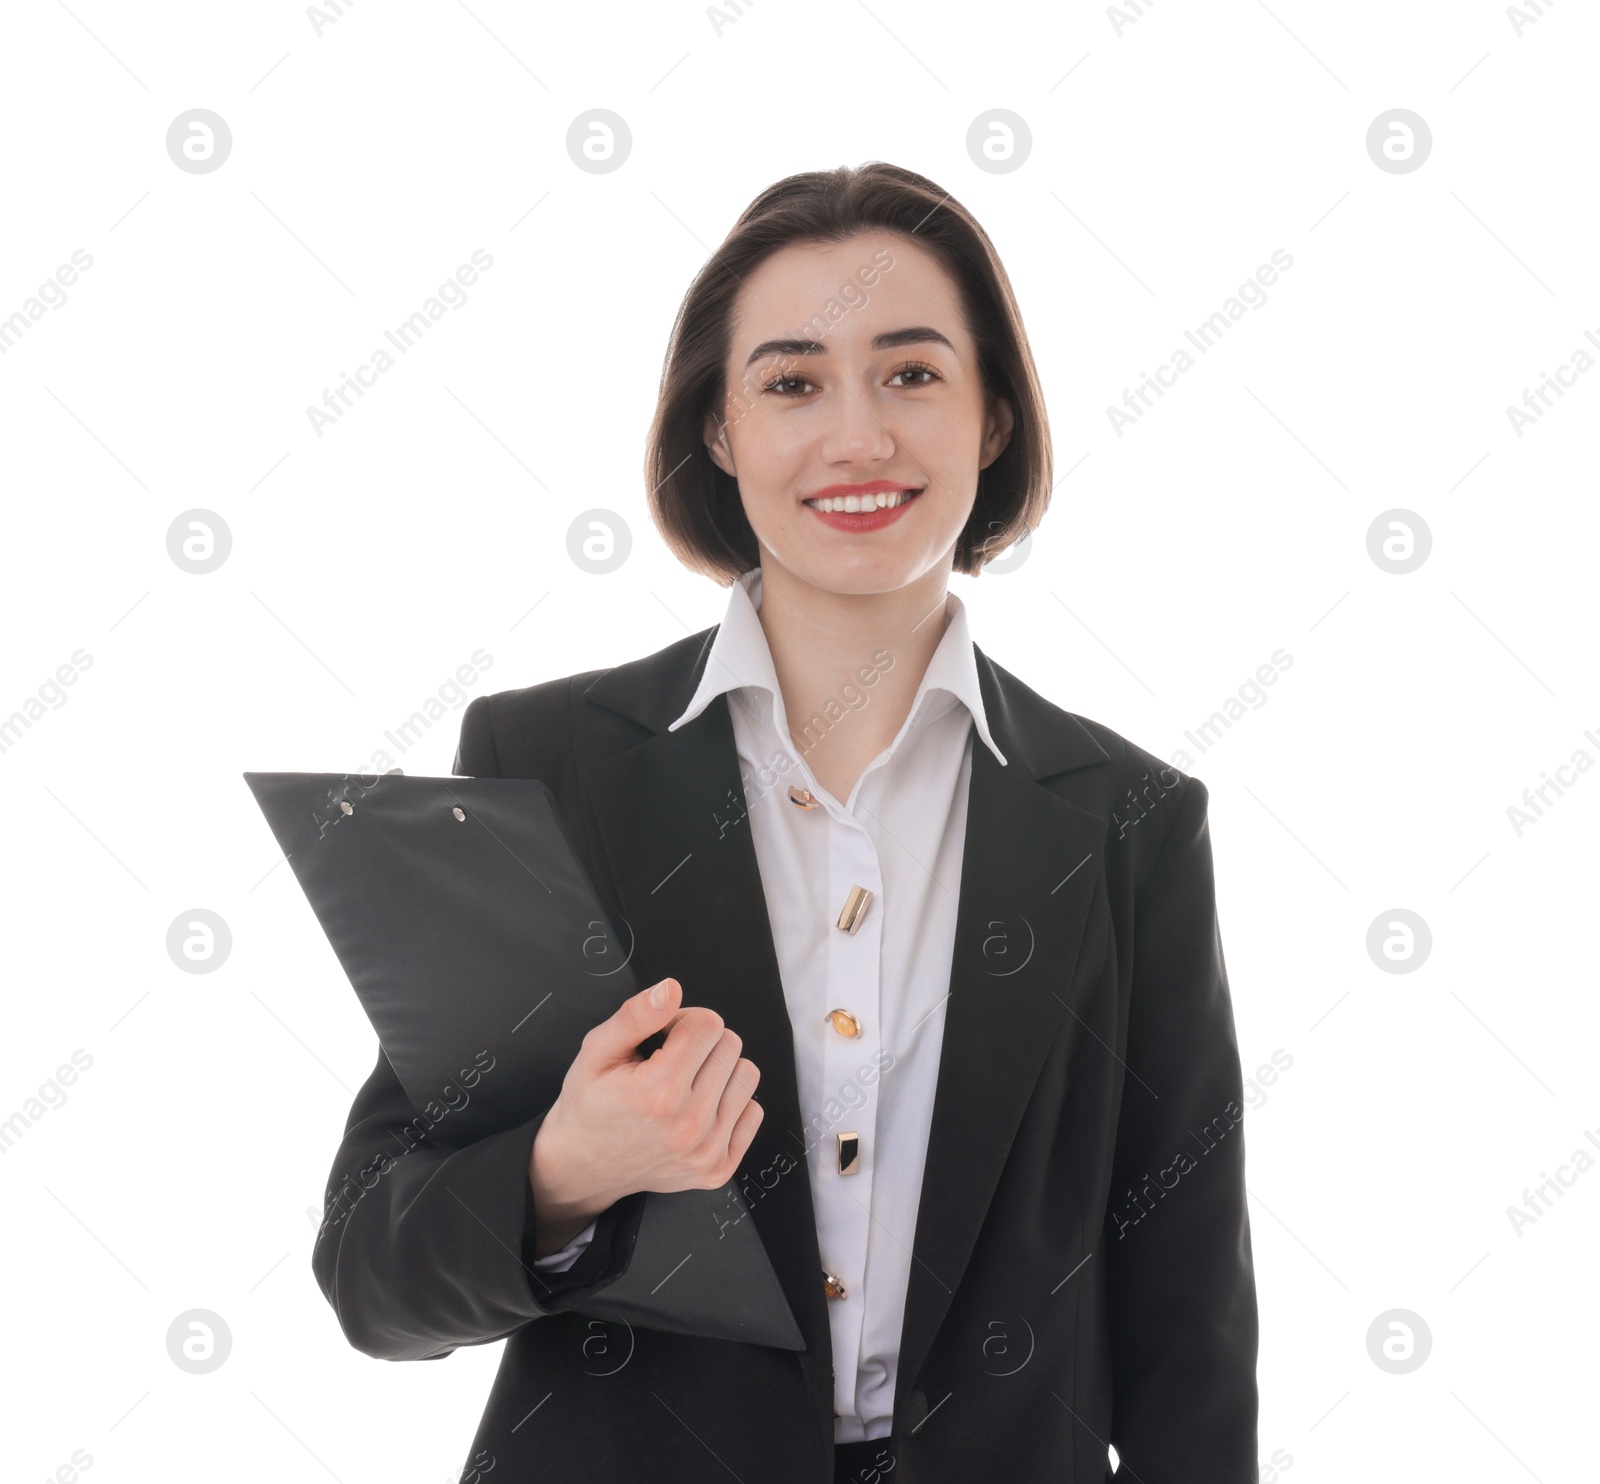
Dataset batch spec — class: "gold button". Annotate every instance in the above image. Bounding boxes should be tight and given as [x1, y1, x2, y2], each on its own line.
[837, 1131, 860, 1175]
[824, 1008, 862, 1038]
[823, 1269, 847, 1299]
[788, 786, 818, 809]
[836, 885, 872, 935]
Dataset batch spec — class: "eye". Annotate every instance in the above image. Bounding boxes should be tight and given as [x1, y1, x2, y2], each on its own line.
[761, 373, 817, 397]
[759, 360, 943, 397]
[889, 360, 942, 388]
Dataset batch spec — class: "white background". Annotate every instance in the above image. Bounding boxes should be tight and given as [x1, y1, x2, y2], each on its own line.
[1, 1, 1595, 1480]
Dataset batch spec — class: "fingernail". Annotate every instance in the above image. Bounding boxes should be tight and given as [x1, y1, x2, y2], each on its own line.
[649, 980, 666, 1010]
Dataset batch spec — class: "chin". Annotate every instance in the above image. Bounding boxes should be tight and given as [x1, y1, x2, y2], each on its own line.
[781, 546, 938, 598]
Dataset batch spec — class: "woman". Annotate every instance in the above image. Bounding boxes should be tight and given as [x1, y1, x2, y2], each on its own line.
[313, 162, 1258, 1484]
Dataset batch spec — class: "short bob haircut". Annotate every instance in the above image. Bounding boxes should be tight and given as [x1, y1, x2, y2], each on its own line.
[645, 161, 1052, 585]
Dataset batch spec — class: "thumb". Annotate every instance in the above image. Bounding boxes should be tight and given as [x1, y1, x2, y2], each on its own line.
[589, 976, 682, 1065]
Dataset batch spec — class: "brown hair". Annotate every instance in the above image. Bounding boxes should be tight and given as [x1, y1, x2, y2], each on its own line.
[644, 162, 1052, 585]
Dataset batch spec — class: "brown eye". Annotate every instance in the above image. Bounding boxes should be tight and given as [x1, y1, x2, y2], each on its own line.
[890, 361, 941, 387]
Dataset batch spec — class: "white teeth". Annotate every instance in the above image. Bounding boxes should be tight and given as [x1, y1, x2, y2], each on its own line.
[807, 490, 917, 513]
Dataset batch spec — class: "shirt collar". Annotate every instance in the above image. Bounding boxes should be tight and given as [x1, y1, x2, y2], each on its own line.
[667, 567, 1007, 768]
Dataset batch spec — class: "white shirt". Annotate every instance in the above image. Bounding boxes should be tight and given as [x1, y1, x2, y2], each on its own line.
[535, 566, 1004, 1443]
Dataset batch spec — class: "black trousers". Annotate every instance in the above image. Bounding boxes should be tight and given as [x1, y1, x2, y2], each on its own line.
[834, 1435, 898, 1483]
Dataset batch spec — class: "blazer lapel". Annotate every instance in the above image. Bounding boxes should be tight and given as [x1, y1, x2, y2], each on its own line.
[575, 629, 1112, 1433]
[579, 640, 839, 1429]
[892, 644, 1112, 1407]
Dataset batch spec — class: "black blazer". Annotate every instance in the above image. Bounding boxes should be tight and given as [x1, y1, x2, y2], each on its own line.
[312, 626, 1258, 1483]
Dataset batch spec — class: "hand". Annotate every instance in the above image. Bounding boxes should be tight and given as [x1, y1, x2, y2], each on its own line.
[526, 977, 763, 1257]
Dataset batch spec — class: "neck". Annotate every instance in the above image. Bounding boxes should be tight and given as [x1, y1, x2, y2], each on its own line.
[753, 557, 954, 800]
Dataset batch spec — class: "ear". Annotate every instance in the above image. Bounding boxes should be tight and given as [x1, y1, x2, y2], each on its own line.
[979, 393, 1015, 471]
[703, 409, 736, 478]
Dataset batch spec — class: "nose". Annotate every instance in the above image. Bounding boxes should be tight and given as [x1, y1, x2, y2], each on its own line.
[818, 382, 897, 466]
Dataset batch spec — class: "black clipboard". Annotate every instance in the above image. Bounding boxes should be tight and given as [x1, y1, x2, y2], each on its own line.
[243, 769, 803, 1352]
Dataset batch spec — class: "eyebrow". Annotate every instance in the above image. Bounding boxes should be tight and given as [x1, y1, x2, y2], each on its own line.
[742, 326, 954, 370]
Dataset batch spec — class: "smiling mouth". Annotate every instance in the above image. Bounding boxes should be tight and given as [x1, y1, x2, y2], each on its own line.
[802, 488, 923, 513]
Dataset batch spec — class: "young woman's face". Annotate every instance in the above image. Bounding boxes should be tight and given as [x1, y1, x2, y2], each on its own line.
[703, 231, 1014, 597]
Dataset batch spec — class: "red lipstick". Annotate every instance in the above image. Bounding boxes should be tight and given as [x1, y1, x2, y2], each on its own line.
[802, 480, 923, 533]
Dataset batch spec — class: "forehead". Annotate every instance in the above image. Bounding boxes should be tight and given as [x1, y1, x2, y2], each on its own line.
[728, 232, 967, 348]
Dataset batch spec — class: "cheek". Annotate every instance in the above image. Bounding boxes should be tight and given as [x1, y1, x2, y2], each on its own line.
[896, 397, 983, 467]
[900, 415, 983, 507]
[730, 442, 803, 533]
[732, 418, 808, 494]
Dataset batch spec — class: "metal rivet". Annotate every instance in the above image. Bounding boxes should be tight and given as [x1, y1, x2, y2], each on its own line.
[452, 807, 466, 821]
[339, 801, 353, 815]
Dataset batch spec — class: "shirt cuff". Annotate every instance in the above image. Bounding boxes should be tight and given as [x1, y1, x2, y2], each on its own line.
[529, 1216, 599, 1272]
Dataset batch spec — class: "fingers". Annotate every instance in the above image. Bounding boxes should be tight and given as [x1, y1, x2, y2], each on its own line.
[576, 977, 763, 1191]
[714, 1055, 761, 1138]
[580, 977, 683, 1067]
[723, 1095, 765, 1174]
[685, 1058, 761, 1191]
[652, 1020, 761, 1188]
[654, 1004, 733, 1086]
[690, 1027, 746, 1099]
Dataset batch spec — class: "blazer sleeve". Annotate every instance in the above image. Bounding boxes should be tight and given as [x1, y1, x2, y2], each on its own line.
[308, 691, 646, 1362]
[311, 1048, 647, 1361]
[1102, 775, 1259, 1479]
